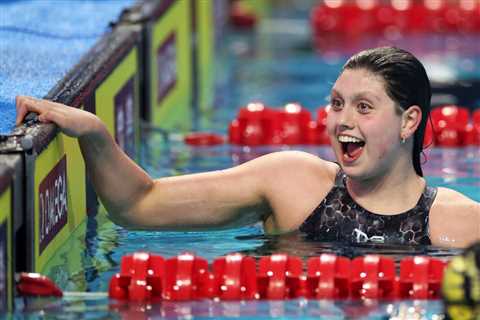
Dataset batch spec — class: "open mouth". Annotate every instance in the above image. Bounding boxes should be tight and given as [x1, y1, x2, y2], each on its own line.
[338, 135, 365, 162]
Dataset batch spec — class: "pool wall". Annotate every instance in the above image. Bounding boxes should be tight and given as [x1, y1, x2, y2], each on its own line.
[0, 155, 23, 313]
[25, 24, 143, 275]
[0, 0, 229, 310]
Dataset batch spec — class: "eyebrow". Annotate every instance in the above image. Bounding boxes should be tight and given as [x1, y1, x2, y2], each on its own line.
[331, 89, 381, 103]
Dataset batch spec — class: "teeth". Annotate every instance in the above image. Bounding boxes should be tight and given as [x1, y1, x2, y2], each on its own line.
[338, 135, 363, 143]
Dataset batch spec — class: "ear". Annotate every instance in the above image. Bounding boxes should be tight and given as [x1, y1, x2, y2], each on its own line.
[401, 105, 422, 140]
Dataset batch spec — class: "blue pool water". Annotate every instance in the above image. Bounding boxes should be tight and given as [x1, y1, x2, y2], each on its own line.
[15, 141, 474, 318]
[0, 0, 134, 134]
[10, 4, 480, 319]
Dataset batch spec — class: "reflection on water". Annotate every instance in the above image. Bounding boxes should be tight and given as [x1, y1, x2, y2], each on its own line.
[17, 297, 444, 319]
[237, 231, 462, 263]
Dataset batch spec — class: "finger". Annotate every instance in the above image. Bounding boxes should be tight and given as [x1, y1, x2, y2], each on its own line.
[15, 96, 30, 125]
[16, 96, 41, 124]
[16, 96, 54, 125]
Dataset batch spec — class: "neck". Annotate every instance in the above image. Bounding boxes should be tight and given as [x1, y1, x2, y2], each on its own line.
[346, 155, 425, 214]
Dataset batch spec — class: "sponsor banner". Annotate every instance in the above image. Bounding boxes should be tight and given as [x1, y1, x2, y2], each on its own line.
[156, 33, 177, 104]
[39, 156, 67, 254]
[114, 77, 136, 158]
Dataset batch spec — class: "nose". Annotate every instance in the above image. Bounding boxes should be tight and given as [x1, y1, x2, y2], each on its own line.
[337, 105, 355, 130]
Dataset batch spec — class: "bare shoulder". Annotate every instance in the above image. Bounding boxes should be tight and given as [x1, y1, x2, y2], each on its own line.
[433, 187, 479, 209]
[429, 187, 480, 248]
[248, 150, 337, 171]
[239, 150, 339, 232]
[239, 150, 338, 184]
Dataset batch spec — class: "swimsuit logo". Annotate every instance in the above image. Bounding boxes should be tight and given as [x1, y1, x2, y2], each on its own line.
[39, 156, 68, 254]
[353, 228, 385, 243]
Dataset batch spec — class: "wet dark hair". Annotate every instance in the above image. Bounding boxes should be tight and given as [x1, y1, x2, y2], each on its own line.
[342, 46, 431, 177]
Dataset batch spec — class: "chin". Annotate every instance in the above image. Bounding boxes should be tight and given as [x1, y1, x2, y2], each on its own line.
[338, 161, 372, 181]
[340, 165, 361, 179]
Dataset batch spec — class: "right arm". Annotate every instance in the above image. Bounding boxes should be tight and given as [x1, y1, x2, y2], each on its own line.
[16, 96, 336, 231]
[16, 96, 273, 229]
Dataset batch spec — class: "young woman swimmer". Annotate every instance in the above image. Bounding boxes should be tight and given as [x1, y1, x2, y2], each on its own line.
[16, 47, 480, 248]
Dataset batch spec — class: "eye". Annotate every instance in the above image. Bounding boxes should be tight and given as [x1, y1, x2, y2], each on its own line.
[357, 102, 372, 114]
[330, 98, 343, 111]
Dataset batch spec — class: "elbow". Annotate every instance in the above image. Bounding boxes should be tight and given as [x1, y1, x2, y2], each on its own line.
[106, 212, 135, 229]
[106, 180, 157, 229]
[106, 209, 156, 230]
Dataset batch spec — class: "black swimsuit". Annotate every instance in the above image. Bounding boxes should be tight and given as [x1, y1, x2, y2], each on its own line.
[299, 169, 437, 245]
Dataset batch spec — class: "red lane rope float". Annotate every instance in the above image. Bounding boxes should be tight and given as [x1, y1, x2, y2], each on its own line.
[350, 255, 397, 299]
[228, 102, 331, 146]
[16, 272, 63, 297]
[229, 1, 257, 29]
[431, 105, 471, 147]
[108, 252, 164, 301]
[163, 253, 211, 301]
[473, 109, 480, 145]
[184, 132, 225, 146]
[213, 253, 257, 300]
[311, 1, 480, 39]
[257, 254, 304, 299]
[306, 254, 350, 299]
[398, 256, 446, 299]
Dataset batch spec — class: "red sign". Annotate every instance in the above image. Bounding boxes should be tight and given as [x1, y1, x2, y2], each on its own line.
[156, 33, 177, 103]
[39, 156, 68, 254]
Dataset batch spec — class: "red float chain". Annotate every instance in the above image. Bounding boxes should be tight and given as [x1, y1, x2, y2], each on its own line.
[106, 252, 446, 302]
[311, 1, 480, 39]
[219, 103, 480, 147]
[14, 253, 448, 301]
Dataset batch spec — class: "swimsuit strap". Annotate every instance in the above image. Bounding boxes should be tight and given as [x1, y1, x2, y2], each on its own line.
[333, 168, 345, 187]
[420, 185, 438, 211]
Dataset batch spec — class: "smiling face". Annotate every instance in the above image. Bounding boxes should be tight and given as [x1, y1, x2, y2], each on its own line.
[327, 68, 406, 180]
